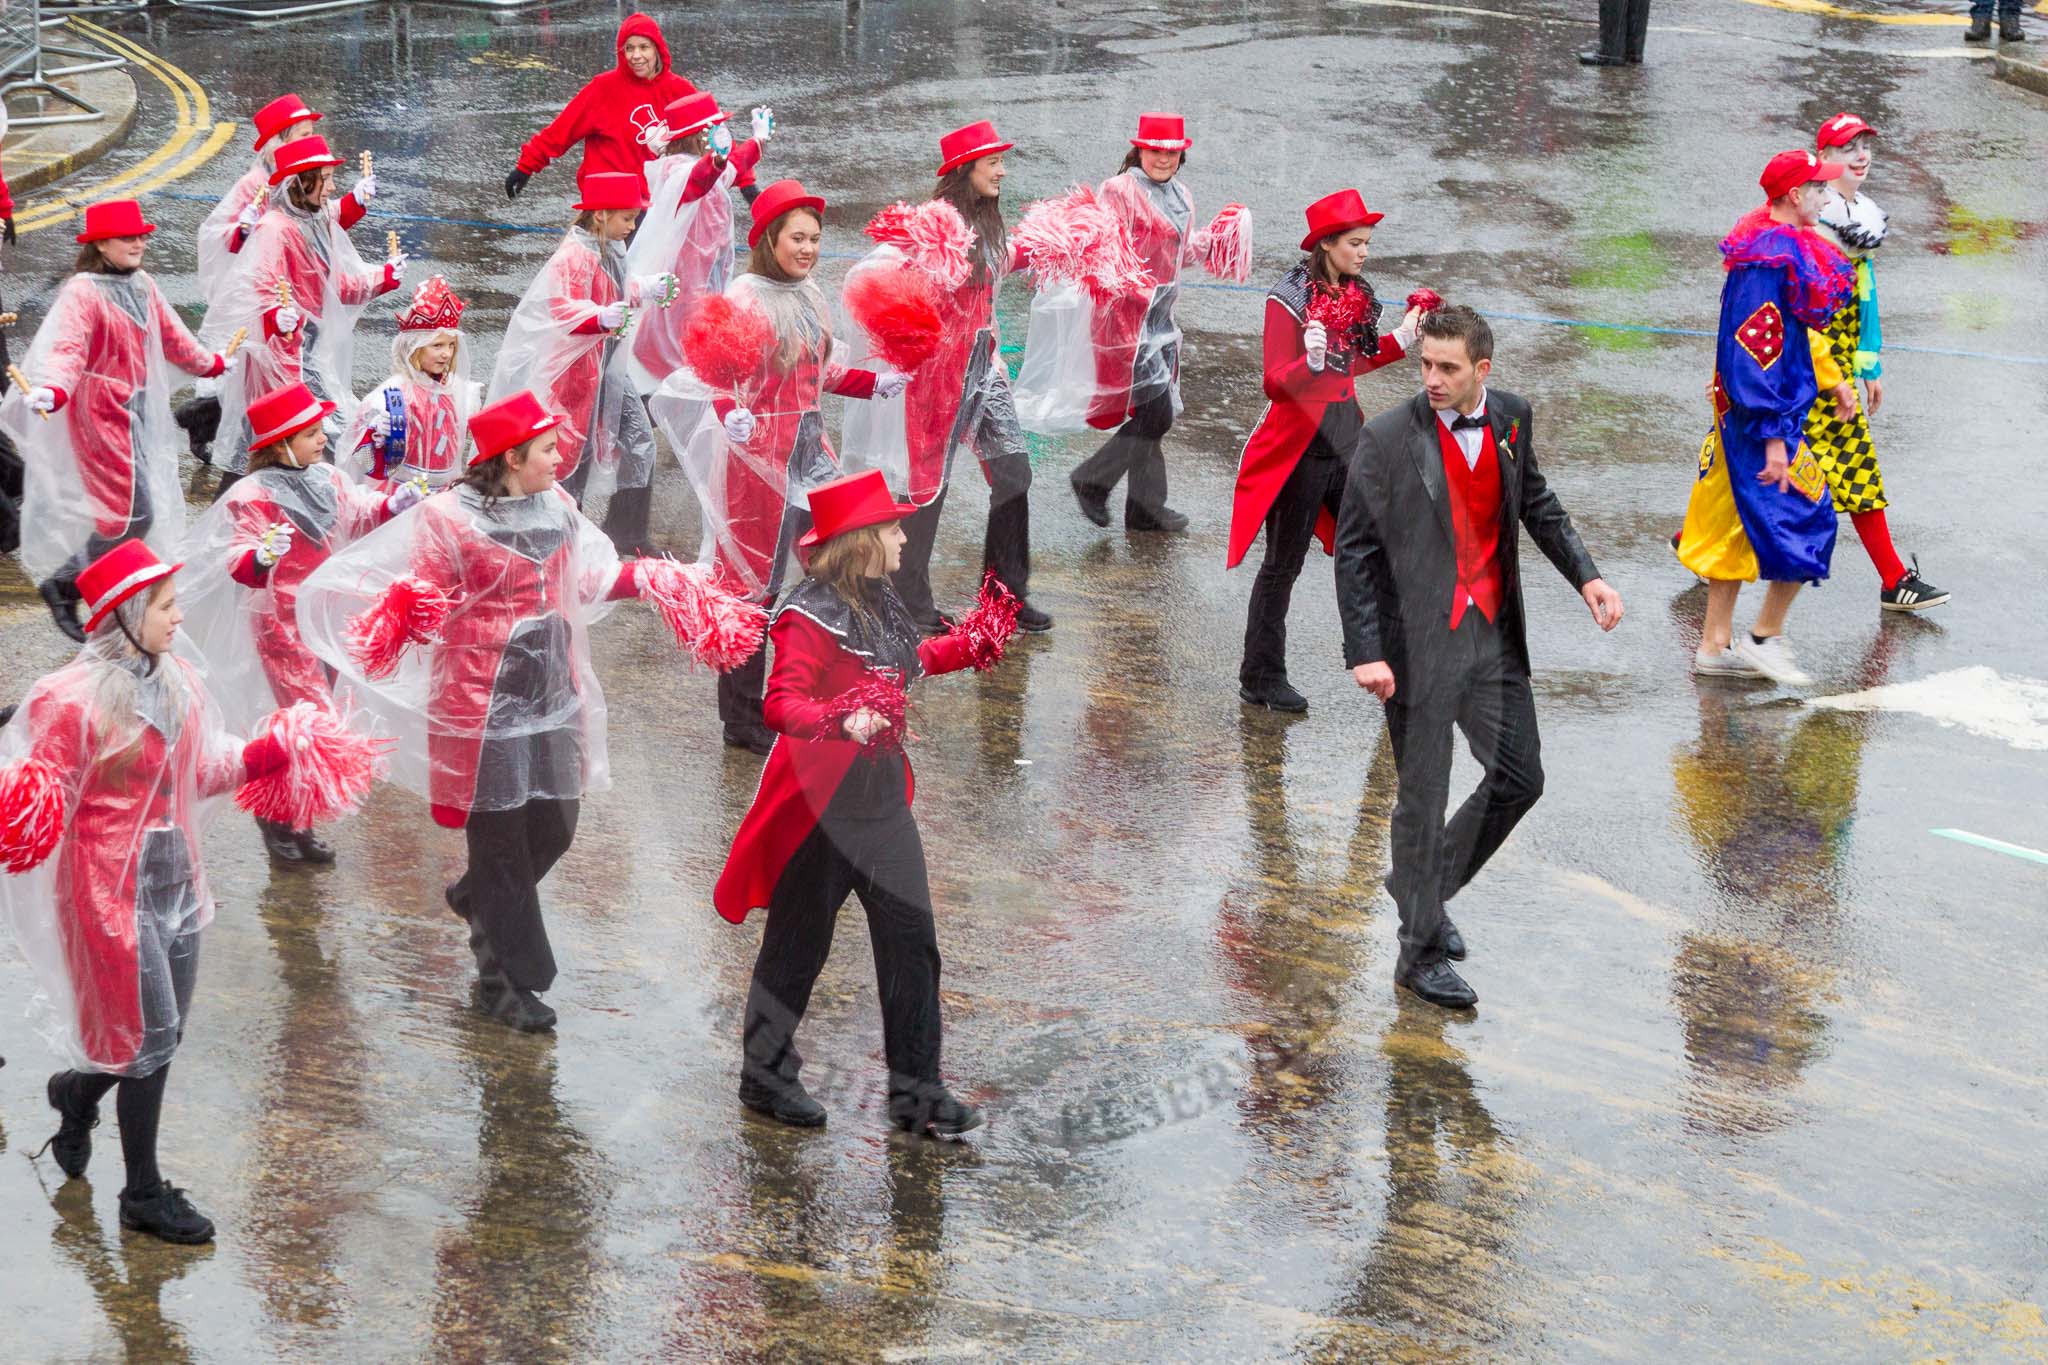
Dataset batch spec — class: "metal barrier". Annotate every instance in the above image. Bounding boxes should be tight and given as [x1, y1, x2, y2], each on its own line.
[0, 0, 118, 128]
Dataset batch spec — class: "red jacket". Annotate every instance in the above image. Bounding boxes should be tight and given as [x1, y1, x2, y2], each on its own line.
[515, 14, 696, 194]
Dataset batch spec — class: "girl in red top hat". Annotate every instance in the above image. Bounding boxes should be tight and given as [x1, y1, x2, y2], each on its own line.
[505, 12, 697, 202]
[714, 468, 1020, 1137]
[212, 133, 406, 483]
[2, 200, 240, 643]
[488, 170, 672, 555]
[2, 538, 377, 1244]
[1230, 188, 1432, 713]
[297, 390, 762, 1033]
[625, 92, 775, 395]
[343, 275, 481, 491]
[650, 179, 908, 753]
[842, 120, 1054, 636]
[177, 380, 427, 865]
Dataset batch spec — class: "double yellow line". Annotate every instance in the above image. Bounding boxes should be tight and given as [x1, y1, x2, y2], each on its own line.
[14, 19, 237, 235]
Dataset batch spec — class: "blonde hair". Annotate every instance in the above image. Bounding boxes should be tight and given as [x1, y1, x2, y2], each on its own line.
[806, 523, 888, 623]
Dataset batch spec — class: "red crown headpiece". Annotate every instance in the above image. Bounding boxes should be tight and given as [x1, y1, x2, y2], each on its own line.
[395, 274, 467, 333]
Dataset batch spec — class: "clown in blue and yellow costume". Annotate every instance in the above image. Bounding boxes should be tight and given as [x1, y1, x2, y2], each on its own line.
[1680, 150, 1855, 686]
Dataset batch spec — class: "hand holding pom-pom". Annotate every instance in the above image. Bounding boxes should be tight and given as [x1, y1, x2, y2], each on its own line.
[944, 570, 1022, 672]
[236, 703, 391, 831]
[346, 576, 457, 680]
[635, 556, 769, 672]
[684, 294, 775, 394]
[825, 671, 911, 752]
[1406, 288, 1445, 314]
[0, 756, 66, 874]
[843, 264, 944, 372]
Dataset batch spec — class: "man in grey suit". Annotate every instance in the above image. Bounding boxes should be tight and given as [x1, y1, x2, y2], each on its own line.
[1335, 306, 1624, 1010]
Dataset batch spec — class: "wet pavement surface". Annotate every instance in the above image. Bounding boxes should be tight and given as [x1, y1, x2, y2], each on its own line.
[3, 0, 2047, 1359]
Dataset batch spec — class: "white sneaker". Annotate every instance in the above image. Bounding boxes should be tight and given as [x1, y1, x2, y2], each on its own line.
[1734, 634, 1812, 686]
[1694, 645, 1764, 678]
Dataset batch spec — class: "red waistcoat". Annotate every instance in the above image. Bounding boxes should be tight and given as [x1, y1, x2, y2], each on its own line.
[1437, 418, 1504, 628]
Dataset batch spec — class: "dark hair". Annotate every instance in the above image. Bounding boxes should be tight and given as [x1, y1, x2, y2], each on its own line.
[932, 165, 1008, 288]
[286, 166, 328, 212]
[246, 439, 294, 472]
[746, 205, 823, 284]
[1118, 146, 1186, 175]
[74, 241, 109, 273]
[1418, 304, 1493, 363]
[459, 446, 520, 509]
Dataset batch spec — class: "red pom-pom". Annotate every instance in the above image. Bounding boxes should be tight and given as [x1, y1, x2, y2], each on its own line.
[235, 702, 392, 831]
[865, 201, 975, 290]
[944, 570, 1021, 672]
[1197, 203, 1254, 284]
[636, 556, 769, 672]
[0, 756, 66, 874]
[1306, 283, 1369, 340]
[683, 294, 776, 394]
[823, 671, 911, 752]
[844, 265, 945, 372]
[347, 575, 456, 681]
[1015, 186, 1156, 303]
[1407, 288, 1445, 313]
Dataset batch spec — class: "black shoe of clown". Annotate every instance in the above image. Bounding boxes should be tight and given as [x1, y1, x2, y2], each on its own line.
[120, 1181, 216, 1244]
[1880, 556, 1949, 612]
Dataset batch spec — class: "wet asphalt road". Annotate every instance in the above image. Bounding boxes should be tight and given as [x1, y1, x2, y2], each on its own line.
[2, 0, 2047, 1359]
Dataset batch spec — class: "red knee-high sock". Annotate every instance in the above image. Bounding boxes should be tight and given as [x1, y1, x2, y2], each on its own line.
[1850, 509, 1906, 590]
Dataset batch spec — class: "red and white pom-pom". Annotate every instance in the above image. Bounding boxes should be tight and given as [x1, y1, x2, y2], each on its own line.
[866, 201, 975, 290]
[864, 201, 917, 247]
[683, 293, 776, 394]
[235, 702, 391, 831]
[945, 570, 1021, 672]
[1016, 186, 1156, 303]
[1407, 288, 1445, 313]
[346, 575, 456, 681]
[0, 756, 66, 874]
[844, 264, 945, 372]
[1198, 203, 1254, 283]
[824, 670, 911, 752]
[636, 556, 769, 673]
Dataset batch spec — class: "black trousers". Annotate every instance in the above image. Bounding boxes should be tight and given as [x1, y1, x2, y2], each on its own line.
[743, 762, 942, 1101]
[1239, 403, 1361, 691]
[892, 378, 1034, 621]
[452, 798, 580, 992]
[1597, 0, 1651, 60]
[1070, 390, 1174, 516]
[1382, 613, 1545, 975]
[61, 927, 198, 1195]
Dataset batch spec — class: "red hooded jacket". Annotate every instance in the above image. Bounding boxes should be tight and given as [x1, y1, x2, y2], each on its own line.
[515, 14, 696, 193]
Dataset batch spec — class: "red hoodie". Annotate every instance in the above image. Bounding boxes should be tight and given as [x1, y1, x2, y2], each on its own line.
[515, 13, 696, 193]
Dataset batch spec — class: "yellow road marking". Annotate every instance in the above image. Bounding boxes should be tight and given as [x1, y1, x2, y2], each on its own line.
[1732, 0, 1968, 24]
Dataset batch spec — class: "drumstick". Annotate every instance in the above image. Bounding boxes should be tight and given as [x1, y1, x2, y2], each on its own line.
[8, 364, 47, 419]
[360, 149, 373, 179]
[223, 326, 249, 360]
[387, 229, 400, 260]
[276, 278, 293, 309]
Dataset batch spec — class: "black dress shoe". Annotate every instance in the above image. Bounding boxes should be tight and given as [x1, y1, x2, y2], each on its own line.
[292, 829, 336, 864]
[1239, 681, 1309, 713]
[1124, 502, 1189, 533]
[1015, 602, 1053, 633]
[1070, 478, 1111, 528]
[739, 1080, 828, 1128]
[723, 723, 776, 756]
[38, 579, 85, 644]
[1966, 15, 1991, 40]
[36, 1072, 99, 1179]
[891, 1086, 985, 1138]
[1578, 49, 1627, 65]
[1397, 960, 1478, 1010]
[484, 981, 557, 1033]
[1439, 918, 1467, 962]
[258, 818, 310, 862]
[119, 1182, 215, 1245]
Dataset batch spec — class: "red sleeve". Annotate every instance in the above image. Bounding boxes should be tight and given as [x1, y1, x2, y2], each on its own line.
[680, 151, 721, 204]
[571, 314, 609, 336]
[729, 137, 763, 189]
[229, 549, 270, 588]
[916, 633, 975, 677]
[0, 171, 14, 219]
[517, 80, 603, 175]
[225, 494, 274, 586]
[1350, 331, 1407, 376]
[338, 194, 367, 231]
[1261, 297, 1317, 402]
[45, 387, 69, 412]
[606, 562, 638, 601]
[761, 614, 846, 740]
[824, 366, 877, 399]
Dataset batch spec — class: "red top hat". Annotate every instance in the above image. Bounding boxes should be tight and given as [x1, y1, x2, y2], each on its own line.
[468, 391, 565, 466]
[799, 469, 918, 548]
[575, 170, 649, 212]
[253, 93, 320, 151]
[1298, 188, 1384, 251]
[1760, 149, 1844, 200]
[75, 199, 156, 244]
[1816, 111, 1877, 150]
[664, 91, 727, 139]
[269, 134, 345, 186]
[79, 538, 181, 633]
[1131, 112, 1191, 151]
[395, 275, 467, 333]
[248, 381, 337, 450]
[747, 179, 827, 247]
[936, 120, 1013, 177]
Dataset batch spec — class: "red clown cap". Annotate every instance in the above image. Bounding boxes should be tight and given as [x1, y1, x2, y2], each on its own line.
[799, 469, 918, 548]
[252, 93, 320, 151]
[747, 179, 826, 247]
[575, 170, 649, 212]
[248, 381, 337, 450]
[468, 391, 564, 466]
[936, 120, 1013, 177]
[664, 91, 727, 139]
[395, 275, 467, 332]
[75, 199, 156, 244]
[1298, 188, 1383, 251]
[1760, 149, 1845, 200]
[1816, 112, 1877, 150]
[1131, 112, 1191, 151]
[79, 539, 181, 633]
[269, 134, 345, 186]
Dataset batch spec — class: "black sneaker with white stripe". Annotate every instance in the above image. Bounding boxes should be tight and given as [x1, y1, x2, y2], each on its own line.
[1880, 556, 1949, 612]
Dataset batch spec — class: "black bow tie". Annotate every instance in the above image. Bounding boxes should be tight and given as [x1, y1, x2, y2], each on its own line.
[1450, 413, 1488, 431]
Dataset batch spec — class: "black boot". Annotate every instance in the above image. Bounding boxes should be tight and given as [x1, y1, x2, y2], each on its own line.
[1124, 501, 1189, 532]
[485, 980, 557, 1033]
[34, 1071, 100, 1179]
[174, 396, 221, 467]
[38, 578, 85, 644]
[292, 828, 337, 864]
[890, 1084, 985, 1139]
[739, 1077, 828, 1128]
[2001, 13, 2025, 40]
[1070, 476, 1112, 528]
[1966, 14, 1992, 40]
[119, 1181, 215, 1245]
[258, 818, 310, 862]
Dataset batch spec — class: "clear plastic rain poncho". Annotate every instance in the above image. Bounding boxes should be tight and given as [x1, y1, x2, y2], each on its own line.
[486, 226, 658, 509]
[340, 327, 480, 489]
[195, 159, 270, 327]
[0, 271, 218, 583]
[212, 192, 386, 474]
[176, 460, 394, 733]
[648, 272, 878, 601]
[623, 150, 741, 395]
[295, 484, 627, 820]
[0, 608, 248, 1077]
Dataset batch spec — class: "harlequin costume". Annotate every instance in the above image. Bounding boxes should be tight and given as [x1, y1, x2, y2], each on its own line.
[343, 276, 480, 489]
[2, 201, 232, 639]
[1230, 189, 1416, 709]
[1678, 153, 1853, 587]
[507, 12, 696, 199]
[713, 469, 1017, 1136]
[486, 171, 661, 554]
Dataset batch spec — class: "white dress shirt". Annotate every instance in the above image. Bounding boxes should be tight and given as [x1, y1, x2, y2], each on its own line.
[1437, 389, 1490, 471]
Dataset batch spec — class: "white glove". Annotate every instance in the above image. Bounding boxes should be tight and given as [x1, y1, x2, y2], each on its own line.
[1303, 321, 1328, 373]
[595, 301, 628, 331]
[215, 350, 242, 377]
[235, 199, 263, 230]
[352, 174, 377, 206]
[874, 371, 910, 400]
[637, 119, 672, 153]
[386, 251, 409, 281]
[367, 406, 392, 439]
[750, 107, 775, 142]
[273, 305, 303, 337]
[631, 272, 677, 306]
[1392, 319, 1420, 354]
[722, 407, 756, 444]
[708, 122, 734, 159]
[254, 521, 295, 569]
[26, 386, 57, 413]
[384, 475, 428, 516]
